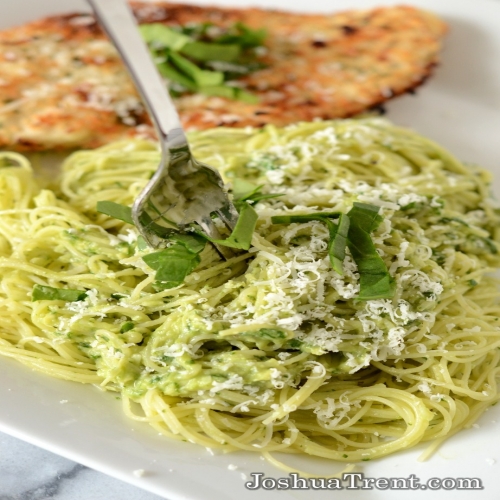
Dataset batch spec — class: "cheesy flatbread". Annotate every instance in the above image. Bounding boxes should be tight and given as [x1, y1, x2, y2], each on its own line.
[0, 3, 446, 151]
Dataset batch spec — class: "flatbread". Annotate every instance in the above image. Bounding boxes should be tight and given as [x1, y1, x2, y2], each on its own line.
[0, 2, 447, 151]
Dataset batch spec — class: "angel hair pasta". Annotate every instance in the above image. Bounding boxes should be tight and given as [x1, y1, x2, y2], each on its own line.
[1, 118, 500, 465]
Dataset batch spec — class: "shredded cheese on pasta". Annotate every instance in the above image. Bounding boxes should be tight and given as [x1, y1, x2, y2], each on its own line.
[1, 118, 500, 466]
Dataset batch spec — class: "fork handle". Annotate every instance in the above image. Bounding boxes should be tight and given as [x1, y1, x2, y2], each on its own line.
[87, 0, 183, 143]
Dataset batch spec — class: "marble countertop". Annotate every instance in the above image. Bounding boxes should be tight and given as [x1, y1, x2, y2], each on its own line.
[0, 433, 163, 500]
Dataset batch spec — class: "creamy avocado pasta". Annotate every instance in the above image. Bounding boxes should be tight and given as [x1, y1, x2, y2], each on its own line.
[1, 118, 500, 465]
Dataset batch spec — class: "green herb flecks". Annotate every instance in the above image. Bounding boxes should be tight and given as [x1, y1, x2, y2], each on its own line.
[120, 321, 135, 333]
[32, 284, 87, 302]
[139, 22, 266, 102]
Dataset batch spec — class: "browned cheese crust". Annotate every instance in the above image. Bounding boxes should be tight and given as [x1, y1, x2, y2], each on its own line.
[0, 2, 447, 151]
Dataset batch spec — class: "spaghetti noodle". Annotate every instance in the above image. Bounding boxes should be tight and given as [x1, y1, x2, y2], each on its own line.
[1, 118, 500, 464]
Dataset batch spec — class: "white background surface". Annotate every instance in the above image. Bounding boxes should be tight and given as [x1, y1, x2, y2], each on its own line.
[1, 0, 500, 499]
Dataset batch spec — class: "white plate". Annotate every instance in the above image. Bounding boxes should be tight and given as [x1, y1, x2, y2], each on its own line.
[1, 0, 500, 498]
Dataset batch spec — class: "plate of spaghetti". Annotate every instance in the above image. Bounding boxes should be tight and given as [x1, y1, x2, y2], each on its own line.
[1, 0, 500, 499]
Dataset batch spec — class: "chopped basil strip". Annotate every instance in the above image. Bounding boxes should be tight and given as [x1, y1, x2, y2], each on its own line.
[168, 51, 224, 87]
[97, 201, 134, 225]
[271, 212, 341, 224]
[198, 85, 258, 104]
[233, 179, 283, 207]
[140, 21, 266, 102]
[326, 214, 350, 276]
[96, 200, 208, 286]
[32, 284, 87, 302]
[136, 236, 148, 251]
[139, 24, 191, 51]
[232, 178, 262, 200]
[98, 201, 179, 240]
[347, 202, 383, 233]
[142, 244, 200, 287]
[157, 61, 198, 91]
[271, 203, 394, 300]
[346, 203, 395, 300]
[202, 202, 257, 250]
[168, 233, 206, 254]
[142, 232, 206, 287]
[181, 41, 241, 62]
[215, 22, 266, 48]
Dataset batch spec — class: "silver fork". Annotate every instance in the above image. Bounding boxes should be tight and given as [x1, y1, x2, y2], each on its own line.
[87, 0, 239, 257]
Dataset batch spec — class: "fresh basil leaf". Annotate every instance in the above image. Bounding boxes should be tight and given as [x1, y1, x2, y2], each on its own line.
[233, 89, 260, 104]
[169, 233, 206, 254]
[232, 179, 263, 201]
[96, 201, 175, 244]
[326, 214, 350, 275]
[202, 202, 257, 250]
[271, 204, 393, 299]
[346, 204, 394, 300]
[140, 21, 264, 103]
[348, 202, 383, 233]
[139, 24, 191, 51]
[179, 22, 214, 39]
[97, 201, 134, 225]
[181, 41, 241, 62]
[157, 61, 198, 91]
[169, 51, 224, 87]
[197, 84, 257, 103]
[271, 212, 341, 224]
[215, 22, 267, 48]
[32, 284, 87, 302]
[248, 193, 284, 203]
[142, 244, 200, 284]
[136, 236, 148, 251]
[232, 179, 283, 207]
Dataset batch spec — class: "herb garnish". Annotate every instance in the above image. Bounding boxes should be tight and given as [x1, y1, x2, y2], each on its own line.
[32, 284, 87, 302]
[96, 201, 134, 224]
[140, 22, 266, 102]
[200, 202, 257, 250]
[97, 201, 206, 285]
[142, 235, 205, 288]
[346, 203, 395, 300]
[271, 202, 395, 300]
[326, 213, 350, 275]
[232, 178, 283, 209]
[97, 197, 258, 285]
[271, 213, 341, 224]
